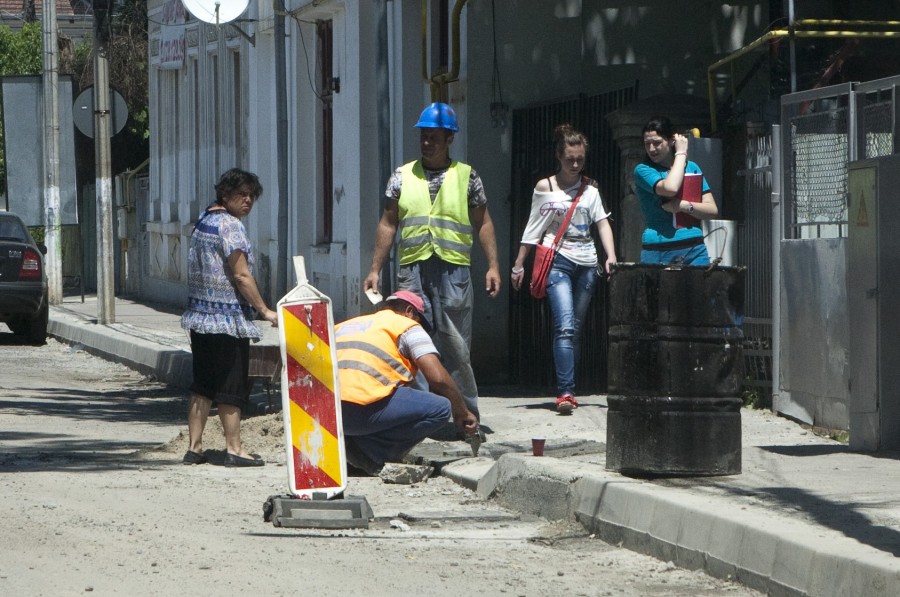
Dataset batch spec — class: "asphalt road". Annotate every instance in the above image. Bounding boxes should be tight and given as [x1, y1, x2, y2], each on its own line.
[0, 331, 762, 596]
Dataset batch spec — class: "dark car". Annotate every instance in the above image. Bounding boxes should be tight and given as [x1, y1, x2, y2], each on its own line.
[0, 212, 48, 344]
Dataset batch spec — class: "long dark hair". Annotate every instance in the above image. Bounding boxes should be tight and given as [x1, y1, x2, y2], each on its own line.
[641, 115, 675, 139]
[214, 168, 264, 205]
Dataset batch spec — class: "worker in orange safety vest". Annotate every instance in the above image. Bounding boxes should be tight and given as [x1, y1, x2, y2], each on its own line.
[336, 290, 478, 475]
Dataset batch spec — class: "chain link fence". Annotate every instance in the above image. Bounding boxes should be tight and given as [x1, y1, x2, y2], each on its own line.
[783, 93, 851, 239]
[782, 76, 900, 239]
[863, 100, 893, 158]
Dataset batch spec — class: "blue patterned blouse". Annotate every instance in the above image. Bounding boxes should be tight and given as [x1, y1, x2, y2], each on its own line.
[180, 209, 261, 340]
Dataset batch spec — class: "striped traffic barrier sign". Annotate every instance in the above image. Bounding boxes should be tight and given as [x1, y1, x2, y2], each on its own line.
[277, 257, 346, 498]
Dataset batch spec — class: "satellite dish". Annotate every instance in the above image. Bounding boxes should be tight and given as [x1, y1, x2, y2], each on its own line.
[181, 0, 249, 25]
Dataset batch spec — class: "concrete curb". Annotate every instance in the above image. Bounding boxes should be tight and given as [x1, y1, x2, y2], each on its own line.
[49, 307, 193, 389]
[440, 457, 498, 498]
[469, 453, 900, 597]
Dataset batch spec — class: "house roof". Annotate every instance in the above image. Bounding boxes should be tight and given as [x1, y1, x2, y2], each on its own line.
[0, 1, 92, 20]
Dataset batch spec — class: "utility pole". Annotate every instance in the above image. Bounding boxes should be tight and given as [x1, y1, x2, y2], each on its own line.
[41, 0, 62, 304]
[94, 1, 114, 323]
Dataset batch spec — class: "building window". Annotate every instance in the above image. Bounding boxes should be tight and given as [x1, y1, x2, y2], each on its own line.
[211, 53, 220, 176]
[318, 19, 334, 243]
[232, 50, 242, 165]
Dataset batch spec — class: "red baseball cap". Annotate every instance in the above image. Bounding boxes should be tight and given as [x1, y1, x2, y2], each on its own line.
[385, 290, 426, 319]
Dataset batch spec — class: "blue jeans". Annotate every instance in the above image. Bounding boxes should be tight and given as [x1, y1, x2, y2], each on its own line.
[641, 242, 710, 265]
[545, 254, 599, 397]
[398, 257, 479, 417]
[341, 386, 451, 466]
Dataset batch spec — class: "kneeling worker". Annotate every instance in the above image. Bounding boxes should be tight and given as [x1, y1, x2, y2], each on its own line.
[336, 290, 478, 475]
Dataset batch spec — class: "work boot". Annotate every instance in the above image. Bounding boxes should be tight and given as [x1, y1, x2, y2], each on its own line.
[344, 439, 383, 476]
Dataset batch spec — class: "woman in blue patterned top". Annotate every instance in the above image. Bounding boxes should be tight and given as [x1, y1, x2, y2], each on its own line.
[634, 116, 719, 265]
[181, 168, 277, 467]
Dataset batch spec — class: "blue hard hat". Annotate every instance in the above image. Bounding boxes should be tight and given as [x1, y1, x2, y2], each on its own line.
[415, 102, 459, 132]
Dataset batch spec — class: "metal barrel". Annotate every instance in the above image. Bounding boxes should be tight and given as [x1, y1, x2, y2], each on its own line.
[605, 263, 746, 476]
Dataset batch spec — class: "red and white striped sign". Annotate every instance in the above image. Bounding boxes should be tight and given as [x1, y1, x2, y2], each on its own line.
[278, 259, 345, 498]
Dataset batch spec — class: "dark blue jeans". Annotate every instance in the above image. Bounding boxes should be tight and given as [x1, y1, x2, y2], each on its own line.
[545, 254, 599, 397]
[341, 386, 451, 466]
[398, 256, 478, 417]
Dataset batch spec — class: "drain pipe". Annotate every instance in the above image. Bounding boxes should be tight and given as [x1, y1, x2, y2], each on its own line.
[122, 157, 149, 212]
[120, 158, 149, 295]
[275, 2, 289, 297]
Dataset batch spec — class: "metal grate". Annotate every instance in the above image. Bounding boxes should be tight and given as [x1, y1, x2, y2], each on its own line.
[738, 128, 774, 322]
[735, 126, 773, 401]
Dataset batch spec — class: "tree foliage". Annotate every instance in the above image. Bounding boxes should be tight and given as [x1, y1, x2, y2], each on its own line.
[0, 3, 150, 195]
[0, 21, 42, 75]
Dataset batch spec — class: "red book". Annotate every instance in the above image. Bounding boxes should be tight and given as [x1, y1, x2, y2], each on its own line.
[673, 172, 702, 229]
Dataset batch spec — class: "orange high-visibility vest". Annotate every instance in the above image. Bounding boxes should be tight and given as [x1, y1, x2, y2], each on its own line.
[335, 310, 419, 405]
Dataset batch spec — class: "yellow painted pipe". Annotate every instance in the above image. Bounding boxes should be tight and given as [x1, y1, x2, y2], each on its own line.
[793, 19, 900, 27]
[708, 26, 900, 131]
[421, 0, 469, 101]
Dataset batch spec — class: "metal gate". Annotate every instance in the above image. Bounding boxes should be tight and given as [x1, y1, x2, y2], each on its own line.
[736, 125, 774, 402]
[776, 73, 900, 429]
[508, 84, 638, 394]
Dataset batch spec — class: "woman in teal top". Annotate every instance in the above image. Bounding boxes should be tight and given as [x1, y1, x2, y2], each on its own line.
[634, 116, 719, 265]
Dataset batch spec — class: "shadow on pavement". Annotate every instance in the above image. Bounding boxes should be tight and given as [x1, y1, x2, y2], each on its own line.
[758, 444, 852, 457]
[756, 486, 900, 557]
[0, 390, 186, 427]
[0, 435, 182, 472]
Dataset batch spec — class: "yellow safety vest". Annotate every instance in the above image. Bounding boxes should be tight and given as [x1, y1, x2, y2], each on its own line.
[397, 160, 473, 266]
[335, 310, 419, 406]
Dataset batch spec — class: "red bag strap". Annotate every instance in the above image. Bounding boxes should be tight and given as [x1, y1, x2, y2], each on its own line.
[549, 177, 587, 250]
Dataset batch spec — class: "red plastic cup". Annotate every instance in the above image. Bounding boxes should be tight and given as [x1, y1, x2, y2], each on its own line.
[531, 438, 546, 457]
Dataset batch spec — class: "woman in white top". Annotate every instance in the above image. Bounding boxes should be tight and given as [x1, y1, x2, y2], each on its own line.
[510, 124, 617, 413]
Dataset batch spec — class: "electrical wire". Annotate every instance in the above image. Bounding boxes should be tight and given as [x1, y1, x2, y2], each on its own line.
[288, 12, 325, 103]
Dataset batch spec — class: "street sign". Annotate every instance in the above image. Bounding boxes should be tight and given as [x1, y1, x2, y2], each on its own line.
[72, 86, 129, 139]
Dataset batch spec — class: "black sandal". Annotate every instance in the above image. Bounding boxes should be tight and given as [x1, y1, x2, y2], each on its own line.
[182, 450, 207, 465]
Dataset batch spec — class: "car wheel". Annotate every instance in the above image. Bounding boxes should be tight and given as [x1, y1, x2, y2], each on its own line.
[25, 302, 48, 345]
[7, 318, 27, 335]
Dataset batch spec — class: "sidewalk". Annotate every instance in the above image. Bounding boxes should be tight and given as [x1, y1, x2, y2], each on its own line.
[50, 295, 900, 597]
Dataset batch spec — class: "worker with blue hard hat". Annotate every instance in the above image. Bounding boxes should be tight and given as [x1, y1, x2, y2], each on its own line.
[363, 102, 500, 424]
[414, 101, 460, 131]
